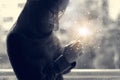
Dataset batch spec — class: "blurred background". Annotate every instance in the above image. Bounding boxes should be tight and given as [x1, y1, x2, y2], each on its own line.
[0, 0, 120, 69]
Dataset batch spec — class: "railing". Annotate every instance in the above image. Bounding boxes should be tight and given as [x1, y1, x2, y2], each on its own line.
[0, 69, 120, 80]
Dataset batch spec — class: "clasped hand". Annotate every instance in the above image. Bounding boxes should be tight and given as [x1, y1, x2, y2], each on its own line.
[63, 41, 83, 63]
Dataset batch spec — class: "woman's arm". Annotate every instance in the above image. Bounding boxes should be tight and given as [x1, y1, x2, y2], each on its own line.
[7, 32, 77, 80]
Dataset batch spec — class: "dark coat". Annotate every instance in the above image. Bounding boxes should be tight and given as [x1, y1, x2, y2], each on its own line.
[7, 0, 75, 80]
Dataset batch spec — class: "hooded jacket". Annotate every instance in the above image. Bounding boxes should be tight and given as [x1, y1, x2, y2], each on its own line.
[7, 0, 76, 80]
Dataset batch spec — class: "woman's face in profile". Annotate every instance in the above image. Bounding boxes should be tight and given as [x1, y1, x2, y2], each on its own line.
[57, 0, 69, 19]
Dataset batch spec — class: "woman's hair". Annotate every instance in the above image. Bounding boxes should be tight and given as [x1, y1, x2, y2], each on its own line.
[47, 0, 69, 30]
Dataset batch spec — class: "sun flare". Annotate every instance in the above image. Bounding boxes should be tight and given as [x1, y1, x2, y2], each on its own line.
[78, 27, 91, 37]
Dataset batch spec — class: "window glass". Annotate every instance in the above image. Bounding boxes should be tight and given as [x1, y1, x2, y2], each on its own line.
[0, 0, 120, 70]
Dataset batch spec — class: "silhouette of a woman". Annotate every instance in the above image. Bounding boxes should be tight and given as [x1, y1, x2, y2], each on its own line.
[7, 0, 82, 80]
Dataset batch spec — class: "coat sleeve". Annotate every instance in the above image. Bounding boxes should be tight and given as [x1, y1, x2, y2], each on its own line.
[53, 54, 76, 75]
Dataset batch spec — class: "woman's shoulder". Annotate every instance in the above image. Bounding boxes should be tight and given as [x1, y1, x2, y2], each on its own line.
[7, 31, 54, 45]
[7, 32, 26, 42]
[7, 31, 34, 48]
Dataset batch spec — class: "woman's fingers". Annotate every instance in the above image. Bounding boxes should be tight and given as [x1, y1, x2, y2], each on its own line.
[71, 41, 83, 56]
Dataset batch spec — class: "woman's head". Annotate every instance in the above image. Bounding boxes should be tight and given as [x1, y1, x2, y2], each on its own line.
[24, 0, 69, 34]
